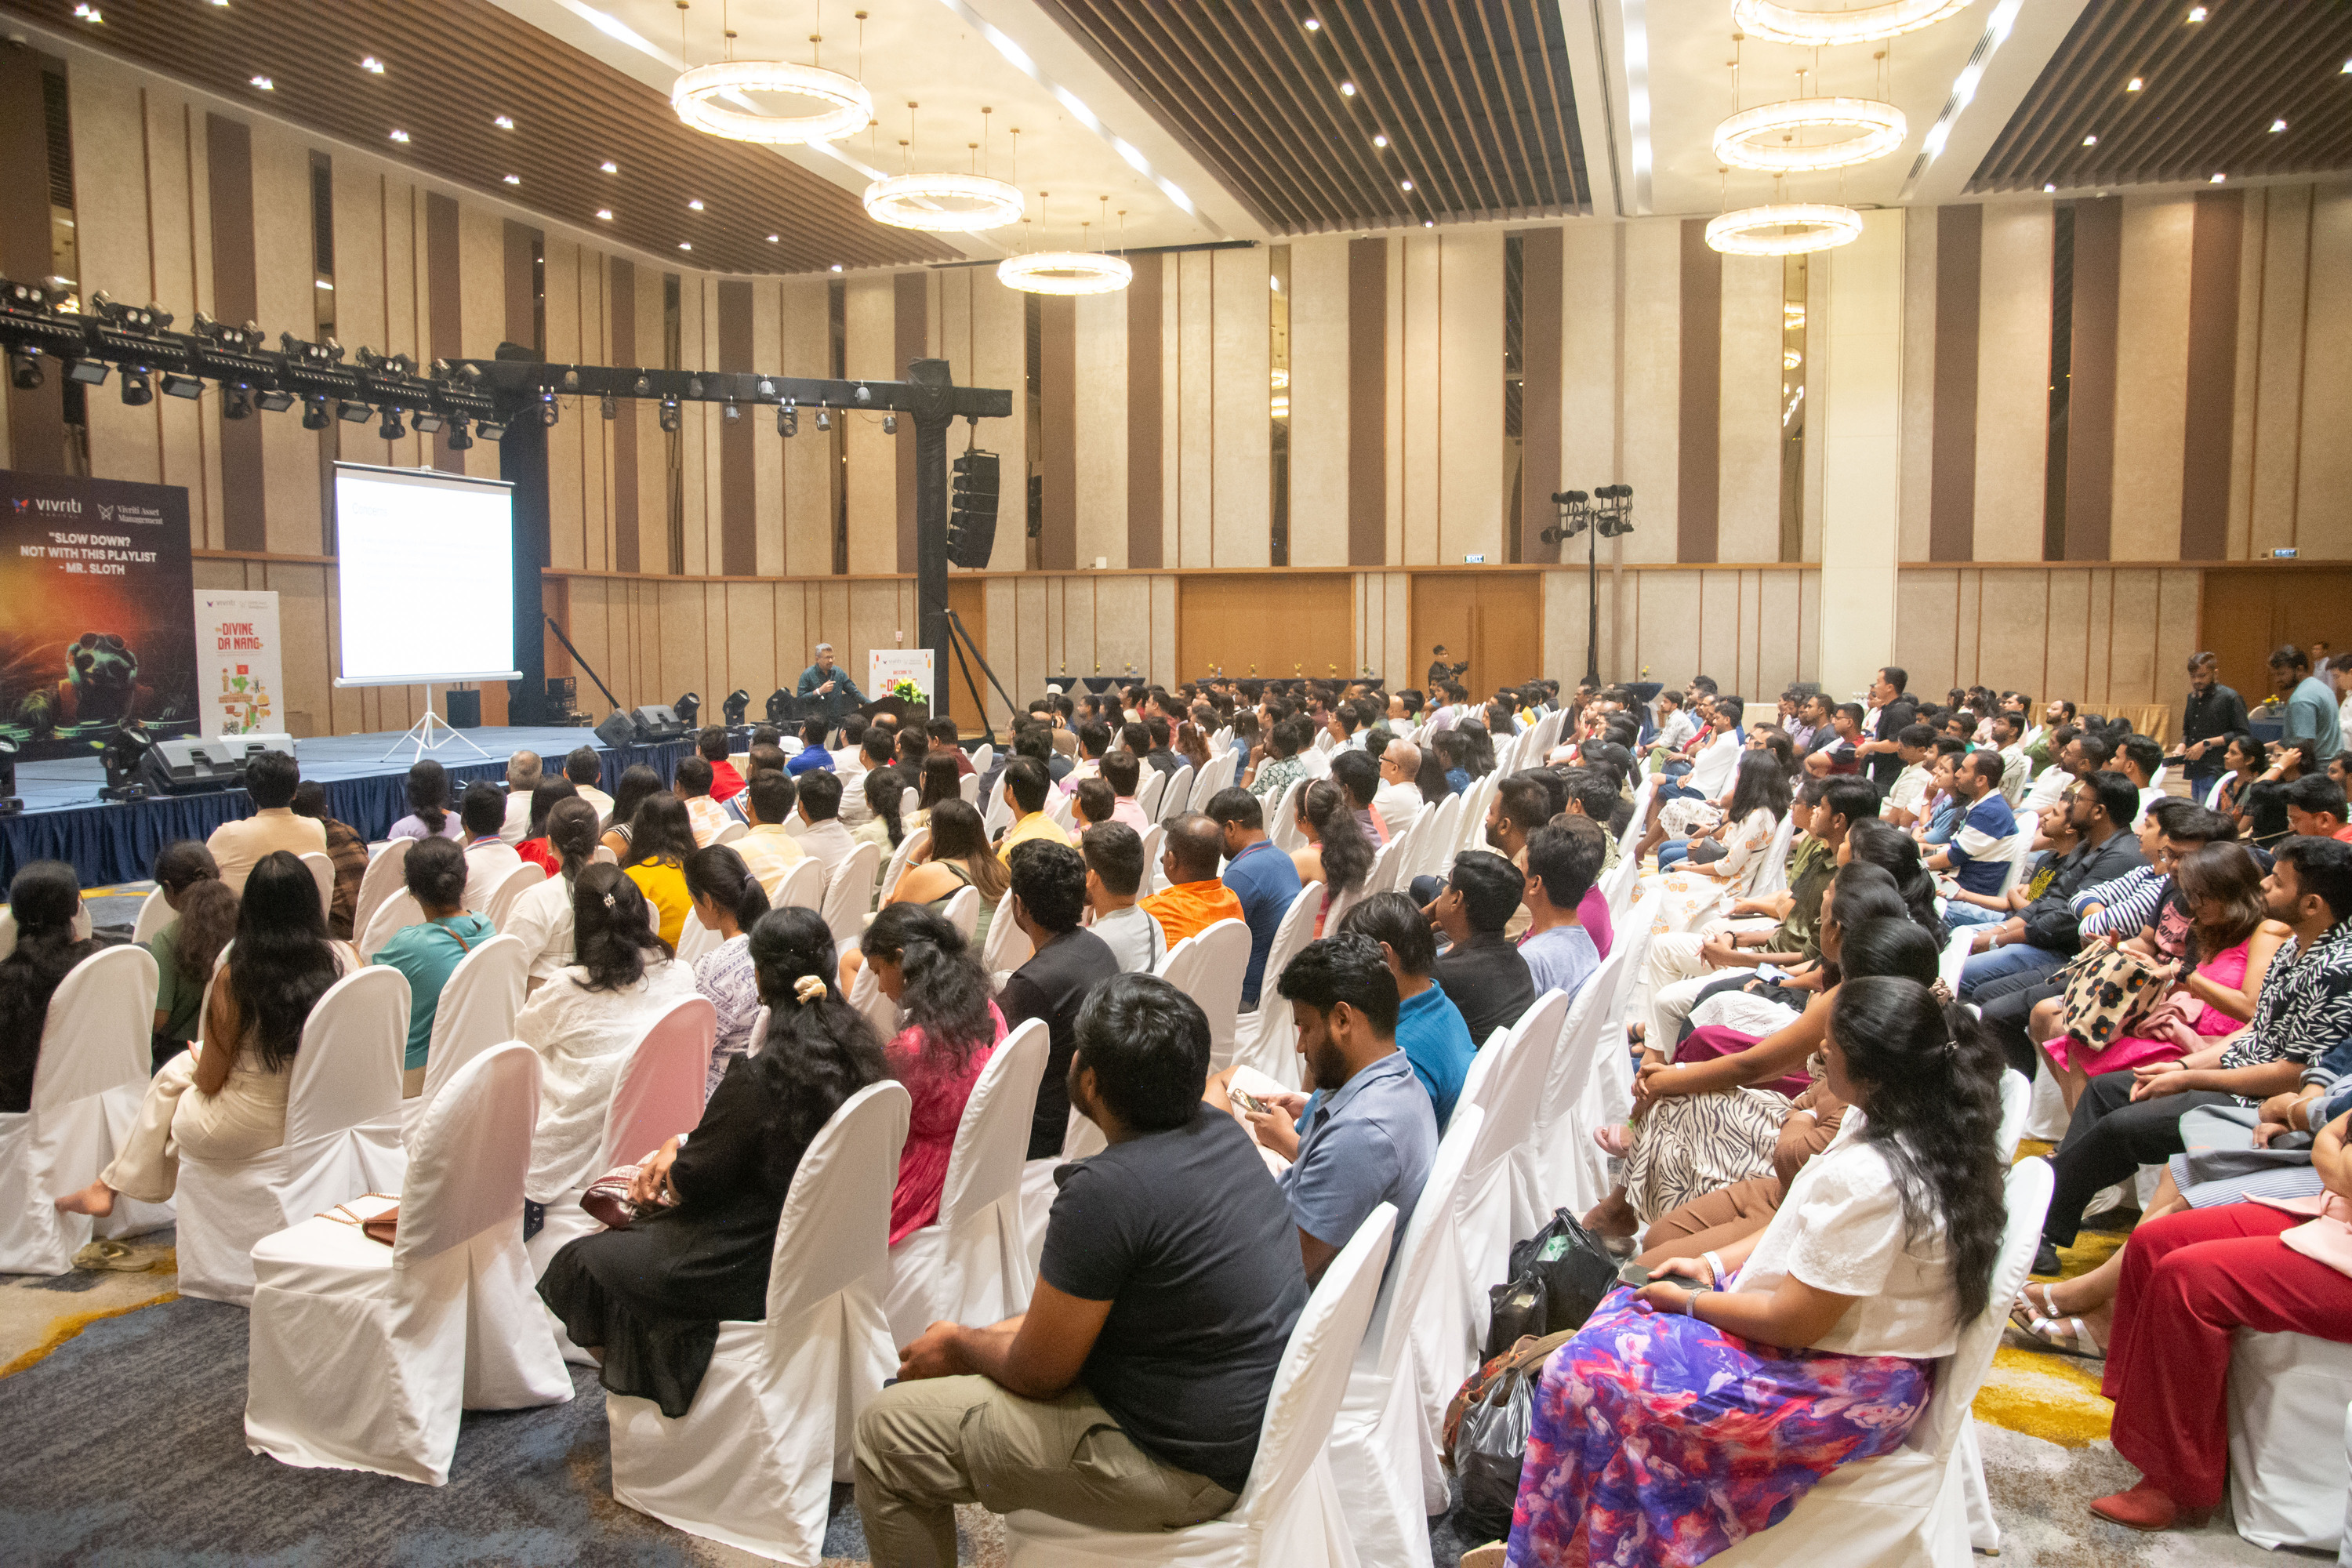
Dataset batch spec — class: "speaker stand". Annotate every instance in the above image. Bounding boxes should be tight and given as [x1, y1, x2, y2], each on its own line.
[381, 685, 493, 764]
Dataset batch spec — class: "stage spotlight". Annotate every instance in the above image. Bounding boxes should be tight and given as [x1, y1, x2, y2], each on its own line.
[66, 360, 109, 386]
[9, 351, 42, 390]
[410, 409, 445, 434]
[474, 419, 506, 442]
[673, 691, 701, 727]
[256, 388, 295, 412]
[659, 397, 681, 433]
[814, 408, 831, 431]
[161, 372, 205, 400]
[722, 399, 740, 423]
[539, 391, 560, 426]
[600, 394, 617, 420]
[445, 417, 474, 451]
[755, 377, 775, 400]
[721, 688, 750, 726]
[766, 688, 790, 724]
[882, 413, 898, 435]
[779, 402, 798, 437]
[336, 399, 372, 423]
[687, 375, 704, 399]
[378, 406, 407, 441]
[561, 367, 580, 392]
[119, 369, 153, 406]
[221, 384, 253, 419]
[301, 396, 330, 429]
[97, 724, 153, 802]
[0, 735, 18, 816]
[633, 372, 652, 397]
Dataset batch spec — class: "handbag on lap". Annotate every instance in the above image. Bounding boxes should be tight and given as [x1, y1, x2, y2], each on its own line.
[2056, 943, 2169, 1051]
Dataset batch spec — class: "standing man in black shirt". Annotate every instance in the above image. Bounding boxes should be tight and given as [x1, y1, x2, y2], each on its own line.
[855, 975, 1307, 1565]
[2176, 651, 2250, 799]
[1857, 666, 1918, 800]
[998, 840, 1122, 1160]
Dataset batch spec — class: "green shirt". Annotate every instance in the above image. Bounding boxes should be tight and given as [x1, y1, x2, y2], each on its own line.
[1773, 837, 1835, 959]
[371, 913, 495, 1070]
[147, 922, 202, 1044]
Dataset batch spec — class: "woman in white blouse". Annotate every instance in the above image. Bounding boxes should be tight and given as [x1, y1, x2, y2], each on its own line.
[682, 844, 771, 1100]
[505, 798, 603, 993]
[518, 863, 699, 1213]
[1487, 975, 2008, 1566]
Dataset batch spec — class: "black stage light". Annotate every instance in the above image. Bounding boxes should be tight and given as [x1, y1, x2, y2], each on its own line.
[600, 394, 617, 420]
[561, 367, 581, 392]
[256, 388, 295, 412]
[410, 409, 445, 433]
[378, 406, 407, 441]
[779, 402, 797, 437]
[445, 417, 474, 451]
[9, 350, 42, 390]
[0, 733, 19, 816]
[659, 397, 680, 433]
[814, 408, 831, 431]
[221, 384, 253, 419]
[119, 369, 153, 406]
[302, 396, 331, 430]
[766, 688, 790, 723]
[755, 377, 775, 400]
[633, 372, 652, 397]
[883, 413, 898, 435]
[721, 688, 750, 726]
[687, 375, 704, 399]
[336, 399, 372, 423]
[474, 419, 506, 442]
[161, 372, 205, 400]
[673, 691, 701, 727]
[536, 391, 559, 427]
[97, 724, 153, 802]
[66, 359, 110, 386]
[722, 399, 740, 423]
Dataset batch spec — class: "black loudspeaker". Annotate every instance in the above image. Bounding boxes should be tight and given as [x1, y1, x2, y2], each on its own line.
[594, 710, 635, 750]
[136, 732, 297, 796]
[632, 704, 690, 742]
[445, 688, 482, 728]
[948, 450, 1000, 568]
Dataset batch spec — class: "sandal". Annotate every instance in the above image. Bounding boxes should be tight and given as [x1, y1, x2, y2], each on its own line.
[2009, 1283, 2104, 1359]
[1592, 1124, 1633, 1159]
[71, 1240, 151, 1272]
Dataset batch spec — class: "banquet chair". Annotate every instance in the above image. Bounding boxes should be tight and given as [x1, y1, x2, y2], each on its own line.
[0, 902, 93, 960]
[357, 890, 426, 961]
[401, 933, 526, 1141]
[1000, 1203, 1395, 1568]
[482, 861, 544, 932]
[1154, 919, 1252, 1069]
[958, 771, 981, 805]
[769, 857, 823, 912]
[244, 1042, 571, 1485]
[1269, 778, 1309, 852]
[1936, 927, 1974, 995]
[606, 1080, 911, 1561]
[176, 965, 410, 1305]
[1047, 789, 1076, 831]
[1707, 1159, 2053, 1567]
[970, 743, 994, 776]
[982, 775, 1011, 838]
[0, 946, 165, 1274]
[2227, 1331, 2352, 1550]
[878, 826, 931, 909]
[1191, 756, 1232, 812]
[900, 785, 921, 820]
[942, 884, 982, 944]
[1450, 990, 1570, 1360]
[1158, 764, 1194, 824]
[299, 851, 336, 922]
[883, 1018, 1048, 1348]
[1534, 920, 1646, 1216]
[1330, 1108, 1482, 1568]
[1138, 824, 1166, 894]
[673, 908, 725, 966]
[131, 887, 173, 945]
[981, 890, 1032, 989]
[1227, 882, 1324, 1089]
[350, 837, 413, 946]
[1135, 768, 1169, 822]
[714, 819, 748, 845]
[820, 841, 884, 951]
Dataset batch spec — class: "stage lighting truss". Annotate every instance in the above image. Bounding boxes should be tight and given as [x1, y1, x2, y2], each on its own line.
[862, 171, 1025, 233]
[671, 59, 872, 145]
[1730, 0, 1967, 47]
[996, 251, 1133, 296]
[1705, 202, 1864, 256]
[1713, 97, 1907, 173]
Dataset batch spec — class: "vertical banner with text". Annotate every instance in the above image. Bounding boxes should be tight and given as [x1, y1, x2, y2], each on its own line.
[194, 590, 284, 735]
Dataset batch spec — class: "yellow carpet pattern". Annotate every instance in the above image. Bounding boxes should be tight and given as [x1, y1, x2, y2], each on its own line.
[1970, 1142, 2126, 1448]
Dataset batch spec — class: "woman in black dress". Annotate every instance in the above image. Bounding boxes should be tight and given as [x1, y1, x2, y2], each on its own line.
[537, 905, 887, 1416]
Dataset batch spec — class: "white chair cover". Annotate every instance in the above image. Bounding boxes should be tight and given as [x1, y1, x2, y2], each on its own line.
[1229, 882, 1325, 1089]
[771, 857, 823, 911]
[177, 965, 412, 1305]
[1331, 1107, 1483, 1568]
[982, 890, 1032, 987]
[821, 840, 884, 950]
[131, 887, 172, 945]
[350, 837, 413, 945]
[1995, 1069, 2031, 1161]
[1191, 756, 1232, 813]
[884, 1019, 1048, 1347]
[982, 775, 1011, 838]
[243, 1042, 571, 1484]
[401, 933, 527, 1142]
[1047, 789, 1076, 830]
[1708, 1159, 2053, 1567]
[1138, 824, 1167, 894]
[1004, 1203, 1396, 1568]
[593, 844, 619, 866]
[1534, 919, 1646, 1216]
[1156, 919, 1253, 1069]
[1449, 989, 1569, 1368]
[1747, 815, 1798, 899]
[1363, 837, 1404, 898]
[2228, 1330, 2352, 1550]
[1410, 795, 1461, 885]
[1160, 764, 1194, 823]
[1135, 768, 1169, 822]
[715, 818, 750, 845]
[358, 890, 426, 960]
[299, 851, 336, 920]
[608, 1080, 911, 1560]
[673, 909, 725, 967]
[971, 743, 994, 775]
[1936, 927, 1973, 995]
[0, 904, 91, 960]
[1269, 777, 1309, 852]
[900, 785, 921, 818]
[0, 946, 165, 1273]
[483, 861, 545, 931]
[879, 826, 931, 907]
[942, 884, 982, 944]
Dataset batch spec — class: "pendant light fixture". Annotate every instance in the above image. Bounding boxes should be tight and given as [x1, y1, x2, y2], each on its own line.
[1729, 0, 1967, 47]
[1714, 96, 1907, 172]
[998, 195, 1131, 296]
[673, 0, 870, 146]
[864, 103, 1023, 232]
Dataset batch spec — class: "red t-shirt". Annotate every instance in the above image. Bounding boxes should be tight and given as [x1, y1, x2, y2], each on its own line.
[517, 837, 561, 877]
[708, 758, 746, 803]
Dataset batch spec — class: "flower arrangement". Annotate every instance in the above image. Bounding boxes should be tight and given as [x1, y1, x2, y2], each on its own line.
[888, 677, 925, 704]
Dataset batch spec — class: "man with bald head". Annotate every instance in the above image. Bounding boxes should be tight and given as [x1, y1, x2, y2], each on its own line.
[1139, 811, 1247, 948]
[1374, 739, 1425, 837]
[499, 750, 543, 843]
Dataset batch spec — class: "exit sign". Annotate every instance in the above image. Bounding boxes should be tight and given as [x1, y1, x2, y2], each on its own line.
[2273, 547, 2299, 559]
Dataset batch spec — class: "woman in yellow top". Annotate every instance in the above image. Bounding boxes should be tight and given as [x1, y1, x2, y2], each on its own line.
[618, 790, 698, 949]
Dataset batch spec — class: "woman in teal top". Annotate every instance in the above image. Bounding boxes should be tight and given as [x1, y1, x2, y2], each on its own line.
[368, 835, 495, 1094]
[145, 840, 238, 1069]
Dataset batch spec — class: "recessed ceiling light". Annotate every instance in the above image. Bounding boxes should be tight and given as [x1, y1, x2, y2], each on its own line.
[1304, 16, 1320, 30]
[766, 234, 780, 242]
[249, 74, 274, 90]
[1400, 179, 1413, 191]
[1339, 81, 1356, 96]
[494, 114, 515, 130]
[71, 2, 100, 20]
[688, 199, 705, 211]
[2211, 172, 2227, 183]
[2343, 58, 2352, 74]
[361, 55, 385, 74]
[2127, 76, 2143, 91]
[2082, 134, 2098, 146]
[2270, 118, 2288, 133]
[2044, 183, 2057, 192]
[1422, 219, 1434, 228]
[600, 160, 619, 173]
[1373, 133, 1388, 148]
[2186, 5, 2206, 19]
[388, 129, 409, 143]
[596, 209, 613, 220]
[829, 263, 844, 273]
[679, 241, 692, 251]
[503, 174, 521, 185]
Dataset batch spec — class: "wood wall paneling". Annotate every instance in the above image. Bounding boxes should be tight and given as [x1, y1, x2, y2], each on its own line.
[1973, 201, 2054, 562]
[2180, 190, 2242, 561]
[1347, 236, 1388, 567]
[1126, 255, 1163, 568]
[1929, 205, 1981, 561]
[2063, 199, 2121, 561]
[1178, 573, 1352, 683]
[1518, 226, 1563, 564]
[1675, 219, 1722, 563]
[2110, 197, 2193, 562]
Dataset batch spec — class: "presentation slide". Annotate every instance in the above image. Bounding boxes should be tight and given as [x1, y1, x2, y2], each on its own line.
[332, 463, 521, 688]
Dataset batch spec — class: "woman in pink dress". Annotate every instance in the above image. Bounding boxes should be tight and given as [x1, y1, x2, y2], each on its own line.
[859, 902, 1006, 1243]
[2031, 842, 2288, 1114]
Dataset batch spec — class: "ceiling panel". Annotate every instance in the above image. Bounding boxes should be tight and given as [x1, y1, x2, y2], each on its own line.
[2, 0, 956, 274]
[1028, 0, 1592, 233]
[1969, 0, 2352, 194]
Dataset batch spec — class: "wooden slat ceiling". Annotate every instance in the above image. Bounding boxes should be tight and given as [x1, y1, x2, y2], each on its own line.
[2, 0, 954, 275]
[1029, 0, 1591, 234]
[1970, 0, 2352, 194]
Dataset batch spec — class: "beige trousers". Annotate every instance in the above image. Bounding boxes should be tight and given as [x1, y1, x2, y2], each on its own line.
[100, 1047, 289, 1203]
[100, 1051, 198, 1204]
[854, 1374, 1237, 1568]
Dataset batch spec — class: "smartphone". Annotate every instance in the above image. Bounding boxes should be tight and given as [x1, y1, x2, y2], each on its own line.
[1753, 963, 1788, 985]
[1230, 1088, 1271, 1117]
[1615, 1259, 1653, 1289]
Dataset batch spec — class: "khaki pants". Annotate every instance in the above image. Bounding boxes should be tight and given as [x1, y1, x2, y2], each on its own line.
[854, 1375, 1237, 1568]
[101, 1051, 199, 1204]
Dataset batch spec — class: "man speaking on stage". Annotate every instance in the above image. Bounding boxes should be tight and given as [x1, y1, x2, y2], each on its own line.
[798, 641, 866, 731]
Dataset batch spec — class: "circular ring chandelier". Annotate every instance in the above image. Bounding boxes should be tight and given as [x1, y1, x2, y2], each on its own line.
[996, 251, 1133, 296]
[672, 60, 873, 145]
[1706, 202, 1864, 256]
[1729, 0, 1969, 47]
[863, 172, 1025, 232]
[1715, 96, 1907, 173]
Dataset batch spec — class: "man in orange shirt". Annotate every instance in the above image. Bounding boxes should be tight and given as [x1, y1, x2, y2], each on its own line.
[1139, 812, 1245, 947]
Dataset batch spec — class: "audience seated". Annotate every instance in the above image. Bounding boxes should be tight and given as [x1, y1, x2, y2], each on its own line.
[507, 798, 603, 991]
[617, 793, 699, 949]
[0, 861, 118, 1112]
[1294, 780, 1374, 934]
[858, 904, 1007, 1243]
[458, 782, 526, 913]
[564, 746, 614, 822]
[1638, 751, 1789, 935]
[369, 836, 496, 1096]
[143, 841, 237, 1069]
[2285, 774, 2352, 842]
[1336, 893, 1475, 1130]
[786, 717, 837, 776]
[204, 750, 325, 895]
[671, 757, 730, 849]
[1203, 787, 1304, 1011]
[1139, 813, 1246, 949]
[997, 840, 1121, 1160]
[683, 846, 773, 1098]
[1958, 769, 2146, 999]
[788, 770, 856, 887]
[729, 771, 808, 898]
[1243, 713, 1312, 804]
[1080, 822, 1164, 975]
[537, 906, 887, 1417]
[289, 781, 367, 939]
[1518, 819, 1606, 1000]
[510, 778, 581, 879]
[695, 728, 744, 804]
[993, 757, 1073, 862]
[387, 758, 463, 844]
[1428, 850, 1537, 1047]
[499, 751, 543, 843]
[854, 973, 1307, 1559]
[520, 865, 699, 1211]
[1094, 751, 1152, 833]
[599, 764, 665, 858]
[56, 852, 355, 1218]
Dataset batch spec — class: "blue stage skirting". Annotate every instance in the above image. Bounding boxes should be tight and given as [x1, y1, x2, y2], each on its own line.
[1, 726, 695, 887]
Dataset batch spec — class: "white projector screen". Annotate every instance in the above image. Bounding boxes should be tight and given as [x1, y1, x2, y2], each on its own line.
[332, 463, 521, 688]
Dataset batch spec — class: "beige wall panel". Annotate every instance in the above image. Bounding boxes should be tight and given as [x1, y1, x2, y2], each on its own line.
[2083, 569, 2116, 703]
[2225, 191, 2266, 561]
[456, 205, 503, 483]
[1635, 573, 1701, 694]
[1973, 201, 2053, 561]
[779, 277, 833, 577]
[2248, 184, 2311, 558]
[635, 267, 669, 573]
[1544, 569, 1624, 687]
[2107, 569, 2161, 706]
[1073, 290, 1129, 569]
[684, 279, 715, 575]
[725, 580, 776, 706]
[2295, 185, 2352, 560]
[1210, 246, 1272, 569]
[1559, 222, 1623, 517]
[847, 580, 903, 712]
[1384, 242, 1405, 564]
[657, 580, 706, 710]
[1802, 258, 1828, 564]
[2152, 571, 2202, 732]
[568, 575, 613, 708]
[1796, 569, 1820, 685]
[1756, 571, 1804, 697]
[1398, 235, 1443, 564]
[1735, 572, 1765, 695]
[247, 125, 325, 554]
[1437, 230, 1506, 565]
[982, 578, 1019, 730]
[971, 271, 1029, 573]
[750, 280, 783, 577]
[1161, 256, 1181, 567]
[2039, 572, 2091, 706]
[1694, 570, 1744, 687]
[1896, 569, 1961, 700]
[1287, 236, 1349, 569]
[1383, 573, 1410, 684]
[144, 96, 212, 540]
[71, 64, 162, 487]
[544, 238, 589, 571]
[328, 171, 384, 485]
[774, 585, 811, 690]
[1060, 579, 1097, 679]
[191, 558, 247, 591]
[1898, 207, 1936, 564]
[1151, 575, 1179, 684]
[382, 181, 434, 477]
[1014, 577, 1052, 703]
[844, 274, 897, 575]
[1817, 212, 1905, 698]
[265, 563, 332, 738]
[1175, 249, 1214, 568]
[1619, 219, 1681, 565]
[2111, 197, 2194, 561]
[1954, 568, 1982, 677]
[1958, 572, 2034, 704]
[1094, 576, 1152, 683]
[1719, 253, 1784, 564]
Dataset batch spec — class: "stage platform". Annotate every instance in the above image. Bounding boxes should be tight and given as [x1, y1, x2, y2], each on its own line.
[2, 724, 697, 887]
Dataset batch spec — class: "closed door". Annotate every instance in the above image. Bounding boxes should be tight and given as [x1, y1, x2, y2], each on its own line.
[1411, 573, 1544, 695]
[2200, 568, 2352, 706]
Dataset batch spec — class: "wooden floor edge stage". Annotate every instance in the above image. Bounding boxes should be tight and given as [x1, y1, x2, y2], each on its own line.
[0, 726, 697, 888]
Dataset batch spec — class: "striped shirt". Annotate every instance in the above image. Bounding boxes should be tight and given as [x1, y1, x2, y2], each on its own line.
[2072, 865, 2170, 941]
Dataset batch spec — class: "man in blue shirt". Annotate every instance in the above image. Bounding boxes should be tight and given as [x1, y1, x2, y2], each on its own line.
[785, 717, 837, 776]
[1237, 934, 1436, 1283]
[1517, 818, 1606, 1004]
[1206, 786, 1305, 1010]
[1338, 892, 1475, 1130]
[1928, 751, 2020, 930]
